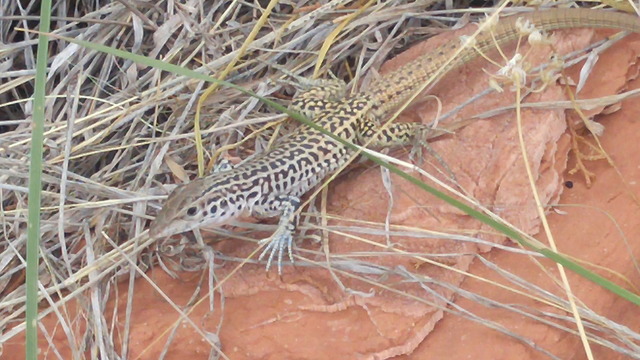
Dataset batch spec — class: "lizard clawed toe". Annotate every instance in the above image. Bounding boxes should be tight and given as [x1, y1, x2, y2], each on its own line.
[258, 223, 295, 275]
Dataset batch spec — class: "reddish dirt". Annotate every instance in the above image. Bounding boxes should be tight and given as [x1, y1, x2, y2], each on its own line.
[7, 20, 640, 360]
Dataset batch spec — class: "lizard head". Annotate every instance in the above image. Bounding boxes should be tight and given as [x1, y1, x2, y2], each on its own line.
[149, 178, 219, 239]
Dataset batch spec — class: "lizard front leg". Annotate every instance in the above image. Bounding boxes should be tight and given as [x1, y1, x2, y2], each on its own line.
[288, 78, 347, 118]
[356, 119, 460, 177]
[253, 195, 301, 274]
[212, 158, 234, 172]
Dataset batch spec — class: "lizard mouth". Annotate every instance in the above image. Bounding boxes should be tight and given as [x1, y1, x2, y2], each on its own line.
[148, 218, 191, 239]
[148, 220, 166, 238]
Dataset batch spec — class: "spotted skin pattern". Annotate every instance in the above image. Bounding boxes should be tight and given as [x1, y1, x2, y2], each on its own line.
[149, 9, 640, 273]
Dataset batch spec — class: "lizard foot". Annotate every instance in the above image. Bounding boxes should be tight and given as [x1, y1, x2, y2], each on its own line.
[255, 195, 300, 274]
[411, 126, 457, 182]
[258, 221, 295, 275]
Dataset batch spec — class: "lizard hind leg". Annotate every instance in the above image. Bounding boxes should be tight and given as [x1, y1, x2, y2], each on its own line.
[357, 120, 457, 179]
[254, 195, 301, 274]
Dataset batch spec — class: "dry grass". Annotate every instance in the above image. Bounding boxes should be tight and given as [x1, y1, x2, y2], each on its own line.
[1, 0, 639, 358]
[0, 0, 472, 348]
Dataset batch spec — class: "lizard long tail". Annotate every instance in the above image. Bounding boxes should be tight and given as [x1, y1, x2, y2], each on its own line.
[368, 8, 640, 116]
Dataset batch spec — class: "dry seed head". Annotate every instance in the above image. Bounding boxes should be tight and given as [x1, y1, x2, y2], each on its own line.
[529, 29, 554, 46]
[538, 56, 564, 88]
[459, 35, 476, 49]
[497, 54, 527, 86]
[527, 30, 543, 45]
[480, 12, 499, 31]
[584, 118, 605, 136]
[548, 55, 565, 70]
[533, 69, 559, 93]
[488, 77, 504, 93]
[515, 17, 537, 36]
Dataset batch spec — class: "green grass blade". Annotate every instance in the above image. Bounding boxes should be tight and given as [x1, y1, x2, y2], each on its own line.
[26, 0, 53, 358]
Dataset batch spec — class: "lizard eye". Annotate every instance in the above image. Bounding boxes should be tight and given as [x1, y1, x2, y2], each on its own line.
[186, 206, 198, 216]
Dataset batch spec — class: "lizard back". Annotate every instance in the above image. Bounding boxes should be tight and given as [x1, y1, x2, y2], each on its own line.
[149, 97, 373, 238]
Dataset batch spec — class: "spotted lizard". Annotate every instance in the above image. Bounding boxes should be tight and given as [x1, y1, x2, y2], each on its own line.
[148, 8, 640, 273]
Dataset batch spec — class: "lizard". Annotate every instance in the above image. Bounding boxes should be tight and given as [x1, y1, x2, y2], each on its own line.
[148, 8, 640, 273]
